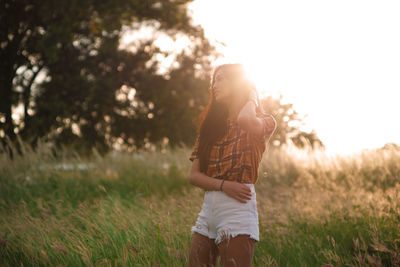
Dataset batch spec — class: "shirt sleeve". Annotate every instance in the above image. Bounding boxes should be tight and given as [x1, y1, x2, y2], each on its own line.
[254, 113, 277, 143]
[189, 135, 200, 162]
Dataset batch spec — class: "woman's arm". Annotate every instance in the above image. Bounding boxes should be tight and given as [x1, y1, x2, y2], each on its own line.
[237, 90, 264, 137]
[188, 158, 223, 191]
[188, 158, 252, 202]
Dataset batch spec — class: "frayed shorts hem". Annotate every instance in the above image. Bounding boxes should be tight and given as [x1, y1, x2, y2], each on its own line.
[191, 227, 260, 246]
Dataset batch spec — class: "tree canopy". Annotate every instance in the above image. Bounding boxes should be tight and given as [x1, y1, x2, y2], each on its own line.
[1, 0, 323, 158]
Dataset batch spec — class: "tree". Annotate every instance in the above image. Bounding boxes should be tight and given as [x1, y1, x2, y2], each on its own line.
[1, 0, 323, 158]
[260, 94, 325, 150]
[0, 0, 219, 157]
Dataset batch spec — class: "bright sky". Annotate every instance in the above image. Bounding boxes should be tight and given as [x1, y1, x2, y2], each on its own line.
[186, 0, 400, 156]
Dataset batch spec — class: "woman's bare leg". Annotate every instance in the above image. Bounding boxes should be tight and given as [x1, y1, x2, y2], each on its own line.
[188, 232, 219, 267]
[217, 234, 256, 267]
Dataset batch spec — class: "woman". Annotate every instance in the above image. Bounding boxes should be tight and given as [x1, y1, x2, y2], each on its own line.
[187, 63, 277, 267]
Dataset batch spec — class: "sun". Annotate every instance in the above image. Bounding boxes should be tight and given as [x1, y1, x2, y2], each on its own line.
[241, 62, 271, 100]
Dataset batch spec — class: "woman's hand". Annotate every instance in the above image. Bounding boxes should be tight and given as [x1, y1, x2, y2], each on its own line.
[221, 181, 253, 203]
[248, 89, 258, 103]
[247, 88, 259, 110]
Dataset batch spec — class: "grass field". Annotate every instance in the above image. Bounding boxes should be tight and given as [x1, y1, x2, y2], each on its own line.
[0, 139, 399, 266]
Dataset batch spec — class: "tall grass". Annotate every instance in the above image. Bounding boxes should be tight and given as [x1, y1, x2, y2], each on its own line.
[0, 137, 399, 266]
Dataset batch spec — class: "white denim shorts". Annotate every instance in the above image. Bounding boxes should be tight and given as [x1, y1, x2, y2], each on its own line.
[191, 183, 259, 246]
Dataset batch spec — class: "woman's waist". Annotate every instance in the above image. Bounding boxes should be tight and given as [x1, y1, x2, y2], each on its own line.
[205, 182, 255, 193]
[210, 175, 257, 185]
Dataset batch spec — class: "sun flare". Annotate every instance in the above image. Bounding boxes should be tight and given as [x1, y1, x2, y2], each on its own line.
[189, 0, 400, 156]
[241, 62, 275, 100]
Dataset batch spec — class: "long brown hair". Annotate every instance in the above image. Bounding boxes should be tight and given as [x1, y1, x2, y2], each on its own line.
[193, 63, 266, 173]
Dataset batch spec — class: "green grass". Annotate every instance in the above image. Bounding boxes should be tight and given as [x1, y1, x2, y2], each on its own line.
[256, 211, 399, 266]
[0, 138, 399, 266]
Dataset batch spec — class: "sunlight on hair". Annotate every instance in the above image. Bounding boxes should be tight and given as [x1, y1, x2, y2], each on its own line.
[241, 63, 254, 84]
[241, 61, 277, 100]
[241, 62, 263, 97]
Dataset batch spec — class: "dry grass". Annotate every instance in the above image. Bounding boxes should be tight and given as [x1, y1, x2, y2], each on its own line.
[0, 137, 399, 266]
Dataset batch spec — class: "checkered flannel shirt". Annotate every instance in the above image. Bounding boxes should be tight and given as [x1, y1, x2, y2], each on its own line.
[189, 113, 277, 184]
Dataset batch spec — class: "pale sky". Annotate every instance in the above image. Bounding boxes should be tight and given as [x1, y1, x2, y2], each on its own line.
[186, 0, 400, 156]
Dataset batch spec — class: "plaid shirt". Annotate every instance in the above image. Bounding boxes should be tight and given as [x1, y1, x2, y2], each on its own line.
[189, 113, 277, 184]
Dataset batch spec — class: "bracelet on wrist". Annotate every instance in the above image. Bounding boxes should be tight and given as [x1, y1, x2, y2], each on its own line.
[220, 179, 225, 191]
